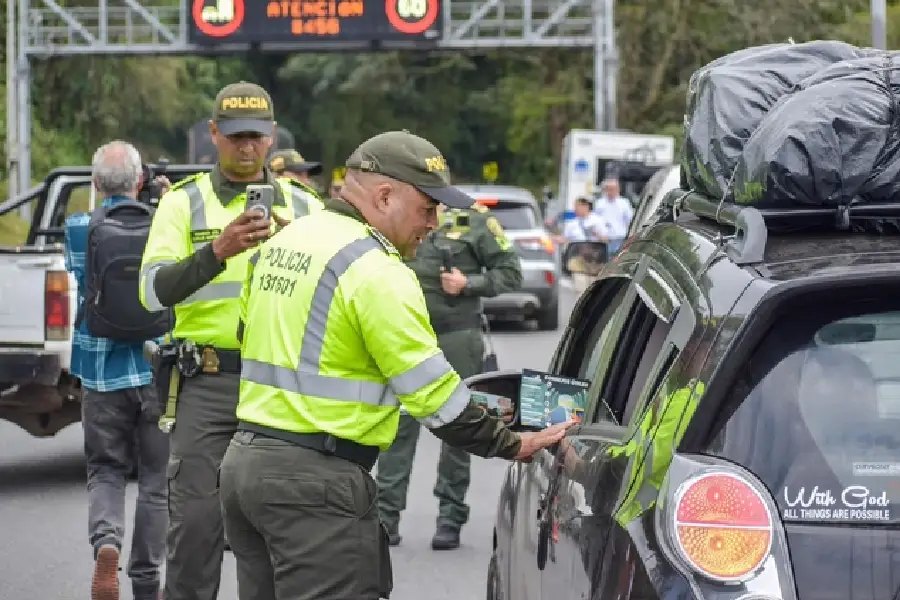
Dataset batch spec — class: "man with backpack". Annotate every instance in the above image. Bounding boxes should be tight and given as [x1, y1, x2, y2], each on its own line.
[65, 140, 172, 600]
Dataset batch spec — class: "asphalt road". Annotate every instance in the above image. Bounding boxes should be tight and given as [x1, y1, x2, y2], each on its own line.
[0, 286, 578, 600]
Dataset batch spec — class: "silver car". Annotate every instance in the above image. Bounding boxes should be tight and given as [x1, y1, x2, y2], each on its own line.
[456, 185, 560, 331]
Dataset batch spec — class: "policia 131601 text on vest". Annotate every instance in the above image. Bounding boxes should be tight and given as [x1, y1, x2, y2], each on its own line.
[376, 203, 522, 549]
[139, 81, 324, 600]
[219, 131, 569, 600]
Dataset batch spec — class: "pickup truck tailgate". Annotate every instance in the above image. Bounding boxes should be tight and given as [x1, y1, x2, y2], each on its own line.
[0, 253, 56, 344]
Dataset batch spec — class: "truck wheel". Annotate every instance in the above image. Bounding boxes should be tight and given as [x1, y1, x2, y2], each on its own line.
[486, 551, 500, 600]
[536, 306, 559, 331]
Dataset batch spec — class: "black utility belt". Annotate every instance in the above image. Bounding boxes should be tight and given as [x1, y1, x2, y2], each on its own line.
[238, 421, 380, 471]
[430, 313, 482, 336]
[176, 341, 241, 377]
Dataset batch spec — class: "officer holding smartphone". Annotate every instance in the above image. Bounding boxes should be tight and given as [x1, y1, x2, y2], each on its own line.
[139, 81, 324, 600]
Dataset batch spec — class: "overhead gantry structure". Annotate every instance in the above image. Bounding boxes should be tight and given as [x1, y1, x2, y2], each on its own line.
[6, 0, 618, 203]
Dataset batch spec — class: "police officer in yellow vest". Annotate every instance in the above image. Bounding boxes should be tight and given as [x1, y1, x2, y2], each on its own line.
[139, 81, 323, 600]
[219, 130, 572, 600]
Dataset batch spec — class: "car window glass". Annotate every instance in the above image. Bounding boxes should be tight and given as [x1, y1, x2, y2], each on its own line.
[711, 305, 900, 524]
[622, 319, 674, 424]
[491, 205, 537, 230]
[564, 281, 632, 422]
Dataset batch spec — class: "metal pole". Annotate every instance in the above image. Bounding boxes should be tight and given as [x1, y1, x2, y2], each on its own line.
[603, 0, 617, 130]
[17, 0, 31, 222]
[592, 0, 605, 130]
[6, 0, 18, 199]
[872, 0, 887, 50]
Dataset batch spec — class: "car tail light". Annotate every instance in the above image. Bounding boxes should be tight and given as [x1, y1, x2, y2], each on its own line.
[45, 270, 70, 342]
[544, 270, 555, 285]
[515, 236, 555, 256]
[673, 472, 773, 582]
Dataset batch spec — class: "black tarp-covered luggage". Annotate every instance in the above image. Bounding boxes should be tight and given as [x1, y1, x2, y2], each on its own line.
[681, 40, 870, 201]
[733, 53, 900, 207]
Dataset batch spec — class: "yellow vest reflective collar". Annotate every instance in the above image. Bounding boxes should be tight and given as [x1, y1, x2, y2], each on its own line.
[141, 173, 321, 349]
[237, 211, 469, 449]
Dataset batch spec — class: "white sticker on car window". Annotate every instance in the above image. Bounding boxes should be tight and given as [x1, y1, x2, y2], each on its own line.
[781, 485, 891, 521]
[853, 462, 900, 476]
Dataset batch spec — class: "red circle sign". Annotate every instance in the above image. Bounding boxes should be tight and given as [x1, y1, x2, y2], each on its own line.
[192, 0, 245, 38]
[385, 0, 439, 35]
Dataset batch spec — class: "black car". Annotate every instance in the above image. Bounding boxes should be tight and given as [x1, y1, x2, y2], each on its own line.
[470, 189, 900, 600]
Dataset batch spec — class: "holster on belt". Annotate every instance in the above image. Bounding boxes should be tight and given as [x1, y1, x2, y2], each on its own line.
[144, 339, 182, 432]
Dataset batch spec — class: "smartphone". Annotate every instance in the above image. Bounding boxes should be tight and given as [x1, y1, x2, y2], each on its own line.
[246, 184, 275, 220]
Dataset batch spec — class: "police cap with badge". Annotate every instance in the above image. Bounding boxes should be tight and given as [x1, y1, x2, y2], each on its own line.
[213, 81, 276, 136]
[345, 130, 473, 210]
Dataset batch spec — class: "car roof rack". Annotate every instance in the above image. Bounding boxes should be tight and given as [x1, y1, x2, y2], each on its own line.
[674, 192, 900, 266]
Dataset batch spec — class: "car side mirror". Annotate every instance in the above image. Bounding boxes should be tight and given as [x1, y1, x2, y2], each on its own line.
[463, 369, 525, 431]
[562, 241, 607, 276]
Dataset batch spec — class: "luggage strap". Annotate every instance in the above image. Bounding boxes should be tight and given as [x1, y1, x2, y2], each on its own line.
[237, 421, 380, 471]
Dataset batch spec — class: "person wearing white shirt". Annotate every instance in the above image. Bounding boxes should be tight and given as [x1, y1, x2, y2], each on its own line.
[557, 197, 610, 293]
[561, 197, 611, 243]
[593, 178, 634, 253]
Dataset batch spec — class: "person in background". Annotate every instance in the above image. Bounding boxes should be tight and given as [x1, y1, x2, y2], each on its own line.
[268, 149, 324, 192]
[593, 178, 633, 254]
[66, 140, 170, 600]
[557, 197, 610, 244]
[329, 173, 344, 199]
[376, 198, 523, 551]
[555, 197, 610, 293]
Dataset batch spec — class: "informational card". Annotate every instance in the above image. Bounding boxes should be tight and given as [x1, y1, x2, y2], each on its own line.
[471, 391, 515, 420]
[519, 369, 590, 428]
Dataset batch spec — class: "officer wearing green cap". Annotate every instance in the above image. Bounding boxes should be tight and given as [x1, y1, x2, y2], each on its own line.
[219, 130, 573, 600]
[139, 81, 323, 600]
[269, 149, 324, 186]
[375, 180, 522, 551]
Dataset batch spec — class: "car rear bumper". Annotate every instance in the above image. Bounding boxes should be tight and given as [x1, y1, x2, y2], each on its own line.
[0, 350, 62, 386]
[483, 259, 559, 318]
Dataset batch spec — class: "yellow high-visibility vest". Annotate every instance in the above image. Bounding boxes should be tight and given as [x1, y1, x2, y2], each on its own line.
[139, 172, 323, 349]
[237, 208, 470, 449]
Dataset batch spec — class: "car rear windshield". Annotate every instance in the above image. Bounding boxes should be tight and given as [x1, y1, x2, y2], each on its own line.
[710, 302, 900, 524]
[490, 203, 538, 230]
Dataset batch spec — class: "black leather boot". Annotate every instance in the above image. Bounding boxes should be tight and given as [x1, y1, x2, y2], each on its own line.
[431, 524, 460, 550]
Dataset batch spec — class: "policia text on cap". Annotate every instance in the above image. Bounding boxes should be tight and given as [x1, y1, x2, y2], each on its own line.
[138, 82, 324, 600]
[219, 130, 573, 600]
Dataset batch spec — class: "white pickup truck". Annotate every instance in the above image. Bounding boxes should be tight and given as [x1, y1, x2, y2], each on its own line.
[0, 165, 211, 437]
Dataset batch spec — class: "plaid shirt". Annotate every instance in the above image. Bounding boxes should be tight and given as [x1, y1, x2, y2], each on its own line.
[64, 196, 155, 392]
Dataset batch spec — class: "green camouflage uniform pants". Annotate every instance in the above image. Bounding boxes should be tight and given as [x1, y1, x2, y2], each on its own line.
[376, 328, 485, 531]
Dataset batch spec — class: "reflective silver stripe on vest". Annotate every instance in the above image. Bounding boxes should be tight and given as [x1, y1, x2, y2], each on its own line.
[416, 381, 470, 428]
[291, 187, 316, 219]
[182, 281, 242, 304]
[184, 182, 210, 248]
[140, 260, 176, 312]
[241, 235, 469, 415]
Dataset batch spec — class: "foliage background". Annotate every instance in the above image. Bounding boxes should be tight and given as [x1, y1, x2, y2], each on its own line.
[0, 0, 898, 242]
